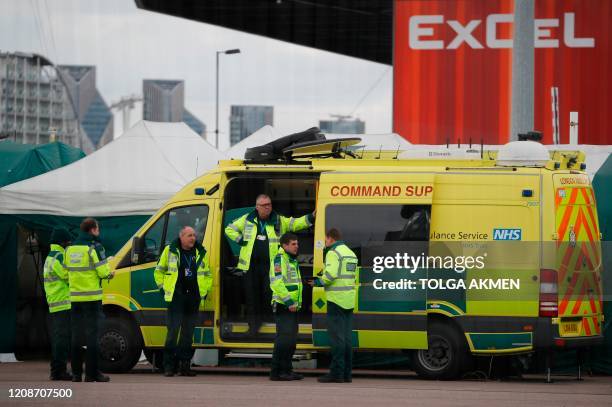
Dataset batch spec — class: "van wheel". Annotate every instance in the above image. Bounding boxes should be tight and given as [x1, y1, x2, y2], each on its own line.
[99, 316, 142, 373]
[413, 322, 469, 380]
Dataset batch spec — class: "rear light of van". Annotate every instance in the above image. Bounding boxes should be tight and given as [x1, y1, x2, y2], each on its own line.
[539, 269, 558, 317]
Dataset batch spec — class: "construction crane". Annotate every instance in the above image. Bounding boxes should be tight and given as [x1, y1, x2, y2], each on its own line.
[110, 95, 142, 133]
[329, 114, 352, 121]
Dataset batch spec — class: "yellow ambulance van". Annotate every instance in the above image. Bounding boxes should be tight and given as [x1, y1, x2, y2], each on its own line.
[98, 130, 604, 379]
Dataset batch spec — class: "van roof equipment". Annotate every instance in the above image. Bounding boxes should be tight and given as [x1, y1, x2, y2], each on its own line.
[244, 127, 361, 163]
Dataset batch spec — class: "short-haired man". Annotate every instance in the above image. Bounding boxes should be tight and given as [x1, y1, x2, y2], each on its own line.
[308, 228, 358, 383]
[43, 227, 73, 381]
[269, 233, 303, 381]
[64, 217, 113, 382]
[154, 226, 212, 377]
[225, 194, 314, 336]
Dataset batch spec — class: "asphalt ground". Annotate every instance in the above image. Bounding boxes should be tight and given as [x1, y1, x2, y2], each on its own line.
[1, 361, 611, 407]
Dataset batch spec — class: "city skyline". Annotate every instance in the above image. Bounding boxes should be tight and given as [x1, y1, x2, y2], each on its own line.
[229, 105, 273, 146]
[0, 0, 392, 150]
[142, 79, 206, 136]
[319, 116, 366, 134]
[0, 52, 113, 153]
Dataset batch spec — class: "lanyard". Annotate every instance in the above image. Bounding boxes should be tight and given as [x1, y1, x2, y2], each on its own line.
[181, 252, 194, 270]
[258, 219, 267, 235]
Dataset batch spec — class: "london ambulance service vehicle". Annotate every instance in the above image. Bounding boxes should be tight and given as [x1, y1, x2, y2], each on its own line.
[98, 130, 603, 380]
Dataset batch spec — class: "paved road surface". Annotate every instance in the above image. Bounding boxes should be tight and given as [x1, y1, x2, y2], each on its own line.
[1, 362, 611, 406]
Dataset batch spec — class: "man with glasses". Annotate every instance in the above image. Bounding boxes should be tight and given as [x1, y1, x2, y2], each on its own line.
[225, 194, 315, 336]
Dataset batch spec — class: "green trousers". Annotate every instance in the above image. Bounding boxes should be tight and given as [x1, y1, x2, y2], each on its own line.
[71, 301, 102, 378]
[50, 309, 71, 378]
[271, 303, 298, 377]
[327, 301, 353, 380]
[164, 291, 199, 372]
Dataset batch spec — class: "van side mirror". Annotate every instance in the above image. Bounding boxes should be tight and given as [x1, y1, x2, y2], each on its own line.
[131, 236, 144, 264]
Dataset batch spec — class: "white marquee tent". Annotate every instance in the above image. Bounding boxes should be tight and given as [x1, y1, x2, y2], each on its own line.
[0, 121, 226, 216]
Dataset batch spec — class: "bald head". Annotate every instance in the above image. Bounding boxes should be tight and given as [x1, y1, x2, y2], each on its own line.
[179, 226, 196, 250]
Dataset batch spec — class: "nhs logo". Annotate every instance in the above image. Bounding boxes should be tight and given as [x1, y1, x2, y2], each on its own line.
[493, 228, 522, 240]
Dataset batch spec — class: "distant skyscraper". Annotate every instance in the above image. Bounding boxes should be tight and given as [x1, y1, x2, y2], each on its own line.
[143, 80, 183, 122]
[0, 52, 113, 153]
[60, 65, 114, 150]
[182, 109, 206, 137]
[229, 105, 273, 146]
[319, 116, 365, 134]
[142, 79, 206, 137]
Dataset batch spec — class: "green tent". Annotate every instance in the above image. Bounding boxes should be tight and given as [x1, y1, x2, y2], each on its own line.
[0, 214, 148, 354]
[0, 140, 85, 188]
[0, 121, 225, 354]
[0, 141, 85, 352]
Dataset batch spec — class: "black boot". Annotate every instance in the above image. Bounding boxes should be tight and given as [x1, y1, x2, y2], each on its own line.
[50, 372, 72, 381]
[317, 375, 344, 383]
[248, 321, 262, 336]
[84, 372, 110, 382]
[269, 373, 293, 381]
[288, 371, 304, 380]
[178, 361, 196, 377]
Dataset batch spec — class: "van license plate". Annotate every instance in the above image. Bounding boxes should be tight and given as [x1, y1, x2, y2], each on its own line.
[561, 322, 580, 336]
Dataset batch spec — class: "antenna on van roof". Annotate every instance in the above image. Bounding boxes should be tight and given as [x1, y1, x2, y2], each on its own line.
[393, 144, 400, 159]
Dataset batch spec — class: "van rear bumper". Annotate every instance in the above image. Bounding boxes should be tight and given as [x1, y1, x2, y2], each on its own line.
[534, 317, 604, 348]
[552, 335, 605, 348]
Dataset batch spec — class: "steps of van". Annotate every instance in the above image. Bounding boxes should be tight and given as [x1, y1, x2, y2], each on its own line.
[225, 350, 315, 360]
[221, 322, 312, 343]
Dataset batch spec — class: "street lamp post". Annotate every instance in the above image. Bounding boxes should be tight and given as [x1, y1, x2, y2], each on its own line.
[215, 48, 241, 149]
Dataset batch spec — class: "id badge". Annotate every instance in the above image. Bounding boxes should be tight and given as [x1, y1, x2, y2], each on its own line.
[256, 234, 267, 241]
[185, 267, 193, 278]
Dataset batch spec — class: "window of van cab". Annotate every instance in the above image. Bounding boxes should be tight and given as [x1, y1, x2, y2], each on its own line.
[325, 204, 431, 257]
[136, 204, 209, 265]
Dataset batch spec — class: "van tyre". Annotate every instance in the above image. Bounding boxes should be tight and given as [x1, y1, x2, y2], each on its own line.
[412, 322, 470, 380]
[99, 316, 142, 373]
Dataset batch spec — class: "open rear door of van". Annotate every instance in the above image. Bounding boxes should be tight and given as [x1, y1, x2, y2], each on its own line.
[312, 171, 434, 349]
[553, 173, 603, 338]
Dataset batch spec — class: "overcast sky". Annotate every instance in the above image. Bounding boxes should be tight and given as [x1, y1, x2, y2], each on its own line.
[0, 0, 392, 150]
